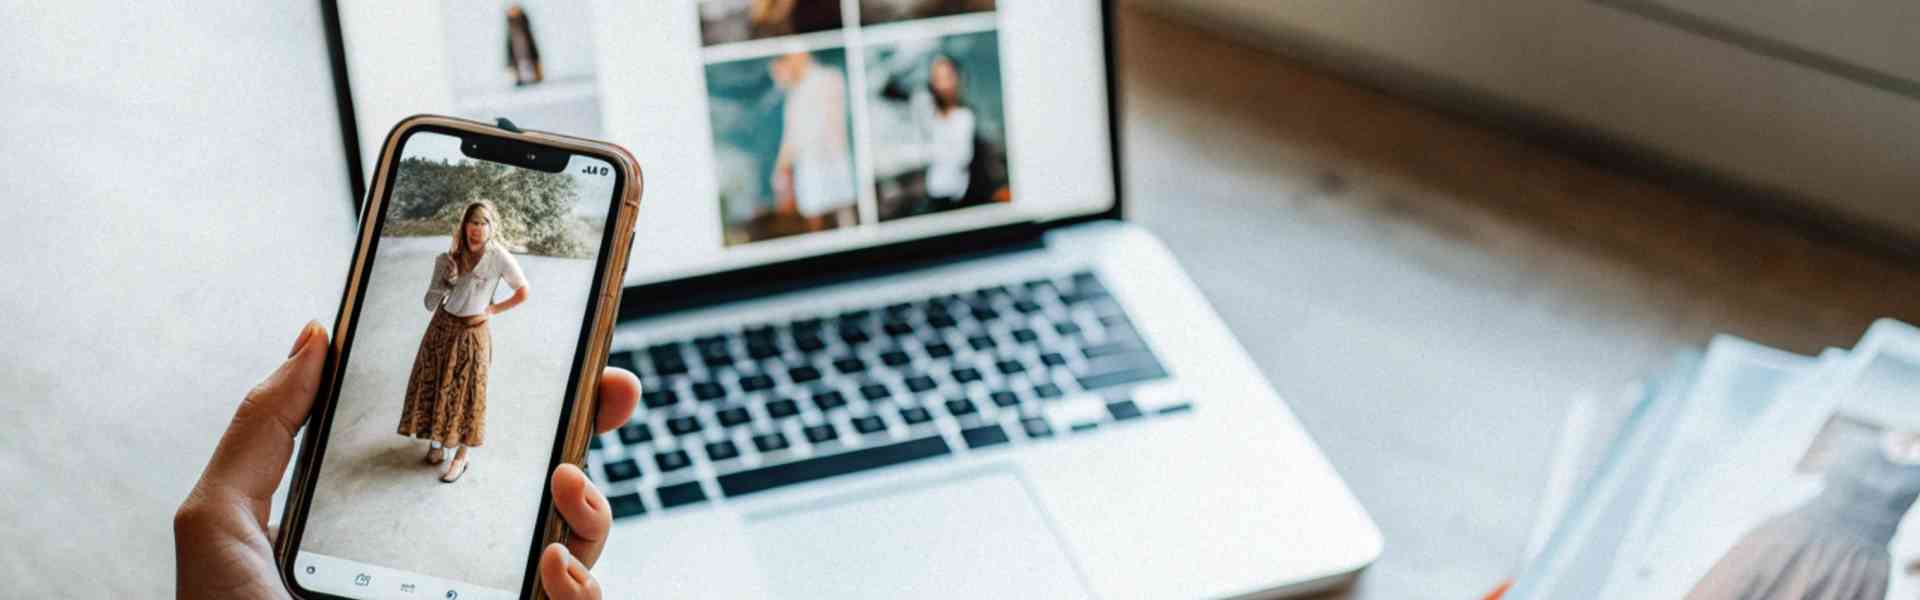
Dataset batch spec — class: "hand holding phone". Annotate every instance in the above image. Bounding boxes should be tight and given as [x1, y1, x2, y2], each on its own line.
[263, 115, 643, 600]
[174, 321, 644, 600]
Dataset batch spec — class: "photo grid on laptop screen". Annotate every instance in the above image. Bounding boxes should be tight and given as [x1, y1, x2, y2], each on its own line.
[338, 1, 1115, 286]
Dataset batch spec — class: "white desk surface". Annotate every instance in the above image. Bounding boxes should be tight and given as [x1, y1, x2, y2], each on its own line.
[4, 2, 1917, 598]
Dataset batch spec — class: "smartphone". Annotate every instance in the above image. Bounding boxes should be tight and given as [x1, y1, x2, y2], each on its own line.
[274, 115, 642, 600]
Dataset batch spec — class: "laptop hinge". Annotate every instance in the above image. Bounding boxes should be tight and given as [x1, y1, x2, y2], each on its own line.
[618, 221, 1050, 320]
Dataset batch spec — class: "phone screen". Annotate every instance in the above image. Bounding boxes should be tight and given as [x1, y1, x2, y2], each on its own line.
[290, 128, 623, 600]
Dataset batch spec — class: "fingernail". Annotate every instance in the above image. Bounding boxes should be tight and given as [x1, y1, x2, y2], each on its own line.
[288, 321, 318, 358]
[553, 543, 571, 568]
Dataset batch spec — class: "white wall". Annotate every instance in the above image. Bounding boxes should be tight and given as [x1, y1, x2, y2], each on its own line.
[0, 2, 356, 596]
[1140, 0, 1920, 243]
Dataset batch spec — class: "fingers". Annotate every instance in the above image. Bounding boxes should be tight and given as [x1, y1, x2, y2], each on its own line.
[550, 463, 612, 567]
[539, 542, 601, 600]
[186, 320, 328, 527]
[594, 367, 640, 434]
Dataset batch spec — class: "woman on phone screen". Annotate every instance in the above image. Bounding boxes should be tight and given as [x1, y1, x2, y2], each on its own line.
[398, 200, 529, 483]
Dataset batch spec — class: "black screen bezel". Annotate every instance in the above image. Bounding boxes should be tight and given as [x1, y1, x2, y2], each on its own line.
[320, 0, 1125, 321]
[283, 122, 628, 600]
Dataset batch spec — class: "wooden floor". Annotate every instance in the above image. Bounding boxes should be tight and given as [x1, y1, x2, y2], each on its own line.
[1112, 4, 1920, 598]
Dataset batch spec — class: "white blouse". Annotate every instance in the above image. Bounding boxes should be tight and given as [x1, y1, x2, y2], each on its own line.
[911, 91, 975, 200]
[424, 243, 527, 317]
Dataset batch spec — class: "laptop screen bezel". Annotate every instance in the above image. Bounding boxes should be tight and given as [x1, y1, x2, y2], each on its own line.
[319, 0, 1124, 318]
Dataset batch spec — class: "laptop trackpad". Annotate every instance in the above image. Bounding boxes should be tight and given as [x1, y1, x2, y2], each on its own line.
[745, 469, 1091, 599]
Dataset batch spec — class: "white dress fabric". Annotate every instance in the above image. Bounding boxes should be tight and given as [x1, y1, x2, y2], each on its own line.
[424, 243, 527, 317]
[911, 91, 975, 200]
[782, 64, 856, 218]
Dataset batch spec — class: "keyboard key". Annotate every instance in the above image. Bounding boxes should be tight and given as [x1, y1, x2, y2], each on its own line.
[859, 383, 891, 401]
[617, 423, 653, 445]
[718, 436, 952, 498]
[657, 481, 707, 508]
[995, 360, 1026, 375]
[1054, 322, 1082, 336]
[607, 351, 638, 374]
[1075, 352, 1169, 391]
[1039, 353, 1068, 368]
[971, 307, 1000, 321]
[795, 335, 826, 353]
[833, 357, 867, 374]
[1021, 417, 1054, 438]
[716, 406, 752, 427]
[944, 397, 977, 417]
[653, 358, 689, 376]
[641, 390, 679, 409]
[898, 406, 933, 425]
[924, 342, 954, 358]
[742, 325, 776, 340]
[961, 424, 1010, 449]
[812, 391, 847, 411]
[589, 434, 603, 450]
[879, 350, 911, 367]
[654, 450, 691, 473]
[927, 313, 958, 329]
[904, 375, 938, 393]
[1011, 328, 1039, 343]
[1013, 300, 1043, 314]
[691, 381, 726, 401]
[883, 321, 915, 336]
[602, 459, 641, 482]
[1108, 400, 1144, 421]
[747, 342, 780, 360]
[1082, 340, 1143, 359]
[1033, 383, 1064, 399]
[851, 415, 887, 435]
[752, 432, 791, 452]
[839, 326, 870, 345]
[738, 374, 775, 392]
[788, 365, 822, 384]
[608, 493, 646, 519]
[951, 368, 982, 384]
[968, 335, 996, 351]
[803, 424, 839, 444]
[667, 415, 703, 436]
[705, 440, 740, 461]
[765, 399, 800, 419]
[989, 391, 1021, 408]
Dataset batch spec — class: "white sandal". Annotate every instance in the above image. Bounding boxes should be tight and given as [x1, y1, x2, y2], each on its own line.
[440, 456, 470, 483]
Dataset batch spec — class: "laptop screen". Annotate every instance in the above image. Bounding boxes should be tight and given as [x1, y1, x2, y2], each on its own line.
[336, 1, 1115, 287]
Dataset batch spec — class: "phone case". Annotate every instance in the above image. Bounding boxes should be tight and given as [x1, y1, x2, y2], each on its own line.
[273, 114, 643, 600]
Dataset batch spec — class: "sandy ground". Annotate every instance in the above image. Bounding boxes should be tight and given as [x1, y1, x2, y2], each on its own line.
[302, 235, 594, 592]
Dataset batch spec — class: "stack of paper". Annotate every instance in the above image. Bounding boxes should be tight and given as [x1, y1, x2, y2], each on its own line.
[1508, 319, 1920, 600]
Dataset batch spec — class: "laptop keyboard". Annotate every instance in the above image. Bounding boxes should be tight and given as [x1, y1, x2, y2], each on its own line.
[588, 269, 1192, 519]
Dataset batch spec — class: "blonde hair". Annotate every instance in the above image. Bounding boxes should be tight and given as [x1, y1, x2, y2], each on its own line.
[449, 200, 499, 276]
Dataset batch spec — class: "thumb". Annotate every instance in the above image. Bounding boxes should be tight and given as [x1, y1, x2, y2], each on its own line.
[191, 320, 329, 525]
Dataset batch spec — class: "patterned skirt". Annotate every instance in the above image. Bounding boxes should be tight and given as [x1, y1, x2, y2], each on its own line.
[397, 308, 489, 447]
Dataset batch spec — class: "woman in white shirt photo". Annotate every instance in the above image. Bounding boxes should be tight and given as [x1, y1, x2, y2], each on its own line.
[398, 200, 530, 483]
[917, 54, 975, 207]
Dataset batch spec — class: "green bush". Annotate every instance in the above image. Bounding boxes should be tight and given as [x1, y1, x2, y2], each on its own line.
[386, 157, 592, 258]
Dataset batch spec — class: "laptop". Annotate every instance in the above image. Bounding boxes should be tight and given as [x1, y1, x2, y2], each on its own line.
[326, 1, 1379, 597]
